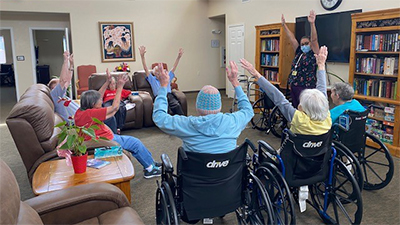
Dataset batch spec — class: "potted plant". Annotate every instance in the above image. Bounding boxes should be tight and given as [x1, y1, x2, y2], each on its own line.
[55, 98, 108, 174]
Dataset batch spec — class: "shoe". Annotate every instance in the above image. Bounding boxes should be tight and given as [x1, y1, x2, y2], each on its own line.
[144, 166, 161, 179]
[154, 161, 163, 167]
[117, 129, 121, 135]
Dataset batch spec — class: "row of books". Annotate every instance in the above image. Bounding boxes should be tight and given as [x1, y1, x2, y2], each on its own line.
[261, 39, 280, 52]
[353, 78, 397, 99]
[261, 54, 279, 67]
[263, 69, 278, 82]
[355, 33, 400, 52]
[355, 57, 399, 75]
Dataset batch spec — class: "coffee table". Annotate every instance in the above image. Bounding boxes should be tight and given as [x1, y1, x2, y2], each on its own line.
[32, 154, 135, 202]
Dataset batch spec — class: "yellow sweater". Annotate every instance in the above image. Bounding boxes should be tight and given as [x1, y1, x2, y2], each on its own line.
[290, 110, 332, 135]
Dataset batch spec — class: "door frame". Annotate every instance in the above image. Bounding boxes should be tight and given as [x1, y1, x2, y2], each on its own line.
[29, 27, 68, 84]
[227, 23, 245, 98]
[0, 27, 19, 100]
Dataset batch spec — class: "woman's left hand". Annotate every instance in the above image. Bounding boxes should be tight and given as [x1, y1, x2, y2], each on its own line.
[308, 10, 316, 23]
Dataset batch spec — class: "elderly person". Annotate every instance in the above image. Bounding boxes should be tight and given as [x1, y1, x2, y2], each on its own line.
[152, 61, 254, 154]
[75, 71, 161, 179]
[330, 82, 365, 124]
[102, 76, 132, 134]
[241, 46, 331, 135]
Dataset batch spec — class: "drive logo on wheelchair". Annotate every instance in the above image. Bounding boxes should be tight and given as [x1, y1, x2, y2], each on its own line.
[302, 141, 323, 148]
[206, 160, 230, 168]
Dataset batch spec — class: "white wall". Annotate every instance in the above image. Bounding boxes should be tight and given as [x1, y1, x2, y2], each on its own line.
[0, 0, 225, 99]
[0, 29, 13, 64]
[35, 30, 64, 78]
[208, 0, 400, 83]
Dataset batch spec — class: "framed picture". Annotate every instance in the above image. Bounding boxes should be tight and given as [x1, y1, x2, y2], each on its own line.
[99, 22, 135, 62]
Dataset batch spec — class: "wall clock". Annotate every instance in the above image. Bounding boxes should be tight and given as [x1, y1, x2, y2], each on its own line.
[320, 0, 342, 11]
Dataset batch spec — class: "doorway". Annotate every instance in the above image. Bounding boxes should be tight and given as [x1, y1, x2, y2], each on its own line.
[227, 24, 245, 98]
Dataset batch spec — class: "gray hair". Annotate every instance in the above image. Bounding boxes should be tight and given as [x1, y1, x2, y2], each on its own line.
[332, 82, 354, 101]
[299, 89, 329, 121]
[80, 90, 101, 110]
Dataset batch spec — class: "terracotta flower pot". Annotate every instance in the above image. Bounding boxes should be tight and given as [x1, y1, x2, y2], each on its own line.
[71, 153, 88, 174]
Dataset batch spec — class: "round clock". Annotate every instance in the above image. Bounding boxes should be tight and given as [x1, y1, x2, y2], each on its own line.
[320, 0, 342, 11]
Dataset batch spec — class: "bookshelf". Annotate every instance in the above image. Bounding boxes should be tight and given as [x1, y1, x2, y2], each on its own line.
[255, 23, 295, 90]
[349, 8, 400, 157]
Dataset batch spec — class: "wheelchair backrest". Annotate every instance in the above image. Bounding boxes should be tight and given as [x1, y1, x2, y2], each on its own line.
[177, 143, 248, 221]
[336, 109, 368, 154]
[280, 129, 332, 187]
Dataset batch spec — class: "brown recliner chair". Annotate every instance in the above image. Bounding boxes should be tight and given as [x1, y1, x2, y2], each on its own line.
[88, 73, 144, 129]
[0, 159, 144, 225]
[132, 71, 188, 127]
[6, 84, 118, 184]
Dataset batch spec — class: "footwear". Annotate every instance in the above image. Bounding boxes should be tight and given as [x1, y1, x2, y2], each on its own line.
[154, 161, 163, 167]
[117, 129, 121, 135]
[144, 166, 161, 179]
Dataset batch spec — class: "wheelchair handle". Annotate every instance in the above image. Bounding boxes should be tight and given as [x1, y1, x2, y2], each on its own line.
[161, 154, 174, 173]
[178, 147, 188, 160]
[245, 138, 257, 153]
[258, 140, 278, 156]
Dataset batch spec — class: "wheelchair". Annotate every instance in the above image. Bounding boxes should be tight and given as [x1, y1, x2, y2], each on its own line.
[333, 109, 394, 190]
[257, 129, 363, 225]
[155, 140, 275, 225]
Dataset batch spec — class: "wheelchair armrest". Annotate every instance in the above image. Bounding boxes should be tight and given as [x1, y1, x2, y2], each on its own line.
[283, 128, 297, 138]
[161, 154, 174, 173]
[178, 147, 188, 160]
[258, 140, 278, 156]
[332, 123, 349, 132]
[245, 138, 257, 153]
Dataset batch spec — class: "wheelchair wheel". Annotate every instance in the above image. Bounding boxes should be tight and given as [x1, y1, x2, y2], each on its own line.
[257, 163, 296, 225]
[156, 181, 179, 225]
[333, 140, 364, 191]
[236, 173, 275, 225]
[251, 97, 270, 131]
[310, 158, 363, 225]
[269, 106, 287, 138]
[359, 134, 394, 190]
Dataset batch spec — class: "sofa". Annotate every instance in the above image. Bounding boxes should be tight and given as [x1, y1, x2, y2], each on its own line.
[0, 159, 144, 225]
[6, 84, 119, 184]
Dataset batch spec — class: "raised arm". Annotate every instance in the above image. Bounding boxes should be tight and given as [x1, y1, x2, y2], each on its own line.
[315, 46, 328, 97]
[282, 14, 299, 52]
[240, 58, 296, 122]
[308, 10, 320, 54]
[170, 48, 184, 73]
[105, 73, 129, 119]
[139, 46, 150, 76]
[59, 51, 74, 89]
[98, 69, 112, 97]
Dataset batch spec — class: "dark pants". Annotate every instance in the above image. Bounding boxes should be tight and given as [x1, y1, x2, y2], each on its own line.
[290, 85, 307, 109]
[104, 116, 118, 134]
[167, 93, 184, 115]
[103, 100, 127, 131]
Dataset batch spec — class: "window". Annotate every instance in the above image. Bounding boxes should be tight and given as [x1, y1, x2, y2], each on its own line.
[0, 36, 6, 64]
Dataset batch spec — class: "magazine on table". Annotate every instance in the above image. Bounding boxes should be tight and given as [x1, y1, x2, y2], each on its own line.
[87, 159, 111, 169]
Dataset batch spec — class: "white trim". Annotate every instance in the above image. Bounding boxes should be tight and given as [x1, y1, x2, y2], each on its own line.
[0, 27, 20, 100]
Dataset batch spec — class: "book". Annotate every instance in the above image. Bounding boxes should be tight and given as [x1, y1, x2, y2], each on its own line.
[87, 159, 111, 169]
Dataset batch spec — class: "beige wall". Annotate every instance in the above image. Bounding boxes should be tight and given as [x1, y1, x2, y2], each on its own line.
[34, 30, 64, 78]
[0, 29, 13, 64]
[208, 0, 400, 84]
[1, 0, 226, 99]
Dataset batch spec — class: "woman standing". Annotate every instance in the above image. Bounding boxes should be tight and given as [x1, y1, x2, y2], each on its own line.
[282, 10, 320, 108]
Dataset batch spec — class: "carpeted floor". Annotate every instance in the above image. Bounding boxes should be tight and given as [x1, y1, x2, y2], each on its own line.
[1, 86, 399, 225]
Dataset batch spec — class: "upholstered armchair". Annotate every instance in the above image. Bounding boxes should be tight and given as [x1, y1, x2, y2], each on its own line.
[76, 65, 96, 96]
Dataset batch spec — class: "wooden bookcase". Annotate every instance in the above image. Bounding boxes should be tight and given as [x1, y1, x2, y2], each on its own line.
[255, 23, 295, 89]
[348, 8, 400, 157]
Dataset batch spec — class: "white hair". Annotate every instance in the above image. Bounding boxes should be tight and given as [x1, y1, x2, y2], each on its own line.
[299, 89, 329, 121]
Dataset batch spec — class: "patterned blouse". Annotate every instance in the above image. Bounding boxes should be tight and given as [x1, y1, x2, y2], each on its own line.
[288, 46, 317, 88]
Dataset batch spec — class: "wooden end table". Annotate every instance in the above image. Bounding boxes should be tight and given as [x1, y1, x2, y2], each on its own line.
[32, 154, 135, 203]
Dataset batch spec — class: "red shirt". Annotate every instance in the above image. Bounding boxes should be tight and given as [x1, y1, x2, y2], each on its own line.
[103, 89, 131, 103]
[74, 108, 114, 141]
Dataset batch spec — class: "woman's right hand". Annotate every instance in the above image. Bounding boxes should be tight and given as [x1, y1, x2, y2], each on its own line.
[281, 14, 286, 25]
[117, 73, 129, 88]
[240, 58, 261, 79]
[139, 46, 146, 57]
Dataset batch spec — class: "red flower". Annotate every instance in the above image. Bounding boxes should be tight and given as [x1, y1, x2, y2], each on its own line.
[64, 99, 72, 107]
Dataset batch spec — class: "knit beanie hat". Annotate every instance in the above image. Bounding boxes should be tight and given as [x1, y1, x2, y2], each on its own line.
[196, 85, 222, 116]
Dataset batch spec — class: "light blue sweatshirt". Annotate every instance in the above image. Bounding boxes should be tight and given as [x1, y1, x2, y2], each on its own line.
[153, 86, 254, 153]
[330, 99, 365, 124]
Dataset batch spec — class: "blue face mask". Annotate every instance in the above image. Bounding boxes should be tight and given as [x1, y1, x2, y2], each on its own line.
[301, 45, 311, 53]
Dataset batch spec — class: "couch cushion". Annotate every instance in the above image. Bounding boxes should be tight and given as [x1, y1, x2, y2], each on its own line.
[0, 160, 21, 225]
[132, 72, 154, 99]
[17, 202, 43, 225]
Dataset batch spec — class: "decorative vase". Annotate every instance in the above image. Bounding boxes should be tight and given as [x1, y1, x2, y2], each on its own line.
[71, 153, 88, 174]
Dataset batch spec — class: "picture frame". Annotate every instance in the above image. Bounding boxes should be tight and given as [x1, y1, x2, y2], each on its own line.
[99, 22, 135, 62]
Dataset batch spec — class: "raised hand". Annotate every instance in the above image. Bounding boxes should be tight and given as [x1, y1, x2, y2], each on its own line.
[139, 46, 146, 57]
[308, 10, 316, 23]
[106, 68, 112, 83]
[240, 58, 261, 79]
[281, 14, 286, 25]
[157, 63, 170, 87]
[69, 53, 74, 68]
[315, 46, 328, 70]
[178, 48, 184, 58]
[63, 51, 70, 62]
[226, 61, 240, 87]
[116, 72, 129, 88]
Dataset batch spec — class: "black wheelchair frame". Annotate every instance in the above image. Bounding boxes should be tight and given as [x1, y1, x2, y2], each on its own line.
[155, 140, 276, 225]
[257, 129, 363, 225]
